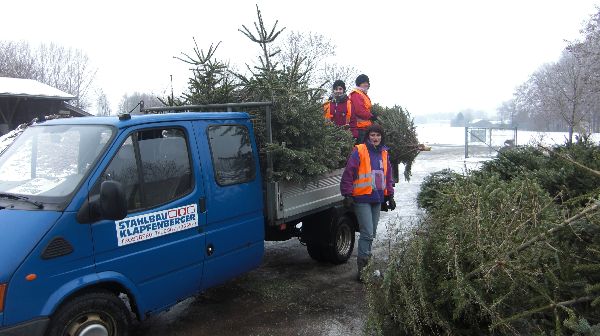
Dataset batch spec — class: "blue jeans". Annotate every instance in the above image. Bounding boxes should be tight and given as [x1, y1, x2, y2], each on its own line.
[354, 202, 381, 259]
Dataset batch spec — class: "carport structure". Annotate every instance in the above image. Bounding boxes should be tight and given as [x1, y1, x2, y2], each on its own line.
[0, 77, 91, 134]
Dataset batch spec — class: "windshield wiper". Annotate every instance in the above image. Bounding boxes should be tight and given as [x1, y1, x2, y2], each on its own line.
[0, 193, 44, 209]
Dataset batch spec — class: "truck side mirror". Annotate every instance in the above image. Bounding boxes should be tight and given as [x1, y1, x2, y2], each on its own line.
[77, 180, 127, 223]
[99, 180, 128, 220]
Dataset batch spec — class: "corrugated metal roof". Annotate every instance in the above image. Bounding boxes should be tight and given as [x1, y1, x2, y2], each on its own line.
[0, 77, 76, 100]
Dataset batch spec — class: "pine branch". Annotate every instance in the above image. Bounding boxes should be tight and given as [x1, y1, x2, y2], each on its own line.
[466, 201, 600, 280]
[511, 201, 600, 256]
[493, 296, 595, 327]
[538, 144, 600, 178]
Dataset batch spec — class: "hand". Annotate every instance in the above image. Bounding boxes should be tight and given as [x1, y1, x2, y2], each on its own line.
[370, 112, 378, 122]
[380, 201, 389, 212]
[384, 195, 396, 211]
[388, 197, 396, 211]
[343, 196, 354, 209]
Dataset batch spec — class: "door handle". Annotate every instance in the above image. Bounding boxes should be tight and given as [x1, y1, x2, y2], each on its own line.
[207, 243, 214, 256]
[199, 197, 206, 213]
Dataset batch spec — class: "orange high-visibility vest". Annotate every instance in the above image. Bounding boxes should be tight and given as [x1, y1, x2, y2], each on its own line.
[323, 99, 352, 124]
[350, 89, 372, 129]
[352, 144, 389, 196]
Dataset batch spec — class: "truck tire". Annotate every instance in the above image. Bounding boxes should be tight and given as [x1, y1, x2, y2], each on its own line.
[306, 242, 327, 262]
[325, 215, 355, 264]
[45, 290, 130, 336]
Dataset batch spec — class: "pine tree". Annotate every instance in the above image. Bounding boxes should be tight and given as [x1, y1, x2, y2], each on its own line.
[373, 104, 420, 181]
[161, 41, 237, 106]
[234, 5, 354, 183]
[170, 6, 421, 184]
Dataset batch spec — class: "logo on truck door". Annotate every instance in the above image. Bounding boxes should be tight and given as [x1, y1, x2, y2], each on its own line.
[116, 204, 198, 246]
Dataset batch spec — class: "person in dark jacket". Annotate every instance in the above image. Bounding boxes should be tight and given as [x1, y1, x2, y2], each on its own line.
[340, 124, 396, 281]
[323, 80, 357, 138]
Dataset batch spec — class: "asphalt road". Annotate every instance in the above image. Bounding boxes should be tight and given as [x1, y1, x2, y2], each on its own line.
[131, 239, 367, 336]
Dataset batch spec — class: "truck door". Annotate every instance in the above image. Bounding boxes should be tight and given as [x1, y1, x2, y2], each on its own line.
[88, 121, 207, 314]
[193, 120, 264, 289]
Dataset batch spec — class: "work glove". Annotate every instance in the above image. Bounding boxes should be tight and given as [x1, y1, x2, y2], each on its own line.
[370, 112, 378, 122]
[380, 201, 389, 212]
[343, 196, 354, 209]
[417, 143, 432, 151]
[388, 197, 396, 211]
[384, 195, 397, 211]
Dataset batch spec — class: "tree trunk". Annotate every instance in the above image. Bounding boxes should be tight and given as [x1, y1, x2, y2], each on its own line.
[569, 104, 576, 145]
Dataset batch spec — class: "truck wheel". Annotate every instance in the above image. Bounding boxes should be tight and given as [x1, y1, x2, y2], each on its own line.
[307, 242, 327, 262]
[46, 290, 130, 336]
[304, 220, 327, 262]
[325, 215, 355, 264]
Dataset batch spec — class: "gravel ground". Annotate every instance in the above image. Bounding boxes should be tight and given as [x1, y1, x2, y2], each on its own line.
[131, 145, 484, 336]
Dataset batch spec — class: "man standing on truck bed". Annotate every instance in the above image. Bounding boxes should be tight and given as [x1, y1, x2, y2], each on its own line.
[349, 74, 376, 143]
[323, 80, 357, 138]
[340, 124, 396, 281]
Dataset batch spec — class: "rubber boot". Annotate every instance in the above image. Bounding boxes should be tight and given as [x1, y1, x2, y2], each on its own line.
[357, 257, 369, 282]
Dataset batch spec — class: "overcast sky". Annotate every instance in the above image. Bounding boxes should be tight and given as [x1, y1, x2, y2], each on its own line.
[2, 0, 599, 116]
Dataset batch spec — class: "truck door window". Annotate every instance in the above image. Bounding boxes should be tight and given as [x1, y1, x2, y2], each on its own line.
[138, 128, 192, 207]
[94, 127, 192, 212]
[99, 136, 142, 210]
[207, 125, 256, 186]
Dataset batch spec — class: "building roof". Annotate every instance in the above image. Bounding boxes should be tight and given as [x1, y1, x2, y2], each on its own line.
[61, 102, 92, 117]
[0, 77, 76, 100]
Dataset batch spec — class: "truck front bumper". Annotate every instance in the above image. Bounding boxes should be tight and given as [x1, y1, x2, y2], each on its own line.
[0, 318, 48, 336]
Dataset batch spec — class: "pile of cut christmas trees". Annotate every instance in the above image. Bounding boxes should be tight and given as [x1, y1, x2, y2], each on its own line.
[163, 7, 423, 184]
[365, 141, 600, 335]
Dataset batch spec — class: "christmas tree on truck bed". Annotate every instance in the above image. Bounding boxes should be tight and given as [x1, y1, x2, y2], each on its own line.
[166, 6, 421, 184]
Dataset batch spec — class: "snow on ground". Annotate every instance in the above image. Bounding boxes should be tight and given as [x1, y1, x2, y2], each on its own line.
[377, 145, 478, 243]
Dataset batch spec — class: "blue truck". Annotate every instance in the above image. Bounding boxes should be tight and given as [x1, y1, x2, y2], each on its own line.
[0, 102, 357, 336]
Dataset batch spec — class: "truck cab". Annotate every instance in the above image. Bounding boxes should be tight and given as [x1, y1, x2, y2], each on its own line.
[0, 112, 264, 336]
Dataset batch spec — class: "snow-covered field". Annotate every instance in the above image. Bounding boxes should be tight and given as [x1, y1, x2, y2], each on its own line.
[416, 123, 600, 146]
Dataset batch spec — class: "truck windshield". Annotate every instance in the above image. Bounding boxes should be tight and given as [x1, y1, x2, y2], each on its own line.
[0, 124, 113, 203]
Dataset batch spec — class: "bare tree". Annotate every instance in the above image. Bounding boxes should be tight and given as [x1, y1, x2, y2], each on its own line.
[511, 8, 600, 136]
[551, 51, 592, 142]
[513, 73, 548, 130]
[277, 31, 332, 77]
[513, 52, 594, 142]
[118, 92, 163, 114]
[0, 41, 97, 110]
[0, 41, 38, 79]
[567, 10, 600, 132]
[497, 99, 517, 125]
[569, 10, 600, 90]
[276, 31, 358, 92]
[319, 63, 360, 94]
[96, 90, 112, 116]
[37, 43, 96, 110]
